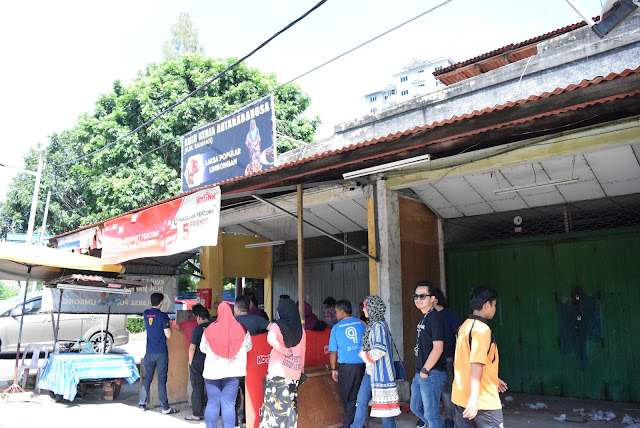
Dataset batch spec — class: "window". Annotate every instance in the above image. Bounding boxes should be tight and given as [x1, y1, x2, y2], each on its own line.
[434, 66, 443, 72]
[436, 81, 441, 86]
[418, 69, 424, 73]
[401, 90, 409, 96]
[400, 76, 408, 82]
[370, 107, 377, 113]
[418, 84, 425, 87]
[390, 89, 396, 95]
[370, 96, 377, 103]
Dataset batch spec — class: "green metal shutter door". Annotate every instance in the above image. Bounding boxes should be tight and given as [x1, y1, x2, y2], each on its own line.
[446, 226, 640, 402]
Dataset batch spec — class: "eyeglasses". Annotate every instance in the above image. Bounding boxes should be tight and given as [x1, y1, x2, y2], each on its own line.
[413, 294, 433, 300]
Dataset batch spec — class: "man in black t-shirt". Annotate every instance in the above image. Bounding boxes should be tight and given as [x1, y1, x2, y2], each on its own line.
[185, 305, 211, 421]
[234, 295, 271, 335]
[410, 281, 447, 428]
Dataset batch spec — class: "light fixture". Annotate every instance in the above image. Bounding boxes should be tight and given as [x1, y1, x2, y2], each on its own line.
[244, 240, 286, 249]
[343, 154, 431, 180]
[564, 0, 638, 38]
[494, 177, 579, 194]
[56, 283, 132, 294]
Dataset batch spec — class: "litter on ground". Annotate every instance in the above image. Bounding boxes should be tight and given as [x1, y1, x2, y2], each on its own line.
[525, 402, 548, 410]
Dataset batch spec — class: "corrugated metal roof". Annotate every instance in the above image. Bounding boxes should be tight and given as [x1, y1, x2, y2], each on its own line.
[433, 20, 590, 77]
[52, 66, 640, 240]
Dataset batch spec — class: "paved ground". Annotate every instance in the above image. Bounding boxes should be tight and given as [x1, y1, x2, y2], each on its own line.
[2, 335, 639, 427]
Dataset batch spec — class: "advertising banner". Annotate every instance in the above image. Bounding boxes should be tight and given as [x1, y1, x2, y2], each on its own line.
[48, 275, 176, 314]
[181, 94, 275, 192]
[57, 227, 97, 251]
[101, 187, 221, 264]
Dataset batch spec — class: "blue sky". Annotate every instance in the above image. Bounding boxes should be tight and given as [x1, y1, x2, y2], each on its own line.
[0, 0, 606, 201]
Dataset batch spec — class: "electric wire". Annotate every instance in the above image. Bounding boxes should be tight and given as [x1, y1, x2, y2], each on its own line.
[55, 0, 328, 168]
[54, 0, 452, 170]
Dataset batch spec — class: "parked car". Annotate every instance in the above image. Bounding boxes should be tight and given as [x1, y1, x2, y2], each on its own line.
[0, 293, 129, 354]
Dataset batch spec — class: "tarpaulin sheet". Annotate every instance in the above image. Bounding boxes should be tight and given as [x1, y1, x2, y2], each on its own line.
[101, 187, 220, 264]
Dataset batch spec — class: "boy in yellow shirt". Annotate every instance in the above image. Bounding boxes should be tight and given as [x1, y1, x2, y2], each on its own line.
[452, 287, 507, 428]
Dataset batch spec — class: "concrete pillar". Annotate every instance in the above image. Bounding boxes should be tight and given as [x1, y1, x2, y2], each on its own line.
[368, 178, 404, 356]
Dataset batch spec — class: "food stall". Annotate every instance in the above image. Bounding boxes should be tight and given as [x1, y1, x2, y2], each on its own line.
[37, 274, 150, 402]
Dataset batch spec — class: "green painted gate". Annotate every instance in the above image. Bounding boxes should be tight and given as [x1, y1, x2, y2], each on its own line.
[446, 226, 640, 402]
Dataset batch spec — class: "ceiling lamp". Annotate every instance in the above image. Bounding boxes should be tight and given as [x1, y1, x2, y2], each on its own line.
[494, 177, 579, 195]
[244, 240, 286, 249]
[342, 154, 431, 180]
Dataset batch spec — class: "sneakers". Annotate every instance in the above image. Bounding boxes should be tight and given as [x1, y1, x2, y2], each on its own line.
[139, 405, 148, 411]
[416, 420, 426, 428]
[162, 407, 180, 415]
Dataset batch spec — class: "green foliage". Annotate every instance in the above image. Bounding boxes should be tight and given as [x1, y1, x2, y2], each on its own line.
[0, 55, 320, 237]
[178, 274, 197, 294]
[163, 13, 205, 61]
[0, 282, 19, 300]
[223, 277, 236, 291]
[126, 315, 145, 333]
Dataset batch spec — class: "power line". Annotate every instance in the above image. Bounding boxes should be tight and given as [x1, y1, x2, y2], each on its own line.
[276, 0, 453, 89]
[55, 0, 453, 171]
[56, 0, 328, 168]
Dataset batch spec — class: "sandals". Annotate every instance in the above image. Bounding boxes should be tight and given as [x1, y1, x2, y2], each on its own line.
[185, 415, 203, 421]
[162, 407, 180, 415]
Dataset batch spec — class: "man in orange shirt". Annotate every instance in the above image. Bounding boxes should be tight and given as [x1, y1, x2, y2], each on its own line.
[452, 287, 507, 428]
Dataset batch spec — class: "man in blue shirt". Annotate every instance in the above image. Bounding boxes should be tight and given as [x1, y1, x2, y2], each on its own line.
[329, 299, 367, 428]
[138, 292, 179, 415]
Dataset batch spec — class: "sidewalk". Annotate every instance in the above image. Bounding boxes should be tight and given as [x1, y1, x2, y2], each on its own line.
[2, 378, 639, 428]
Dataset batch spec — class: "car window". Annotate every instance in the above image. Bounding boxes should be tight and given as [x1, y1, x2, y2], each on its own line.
[23, 298, 42, 314]
[6, 298, 43, 316]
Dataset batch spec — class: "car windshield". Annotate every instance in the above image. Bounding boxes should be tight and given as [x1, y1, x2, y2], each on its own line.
[0, 294, 40, 315]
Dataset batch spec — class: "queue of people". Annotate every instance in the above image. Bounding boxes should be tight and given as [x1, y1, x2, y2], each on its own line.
[140, 286, 505, 428]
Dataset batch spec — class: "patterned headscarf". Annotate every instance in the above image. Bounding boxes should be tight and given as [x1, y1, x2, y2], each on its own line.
[361, 295, 386, 352]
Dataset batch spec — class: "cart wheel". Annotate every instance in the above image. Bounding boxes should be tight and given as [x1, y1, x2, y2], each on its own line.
[112, 382, 122, 400]
[48, 390, 63, 403]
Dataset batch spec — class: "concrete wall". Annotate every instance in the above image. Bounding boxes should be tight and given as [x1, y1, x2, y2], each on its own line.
[279, 11, 640, 164]
[398, 197, 441, 380]
[198, 233, 273, 318]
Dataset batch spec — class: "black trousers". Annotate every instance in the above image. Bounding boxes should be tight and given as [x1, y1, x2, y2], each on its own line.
[190, 360, 206, 417]
[338, 363, 366, 428]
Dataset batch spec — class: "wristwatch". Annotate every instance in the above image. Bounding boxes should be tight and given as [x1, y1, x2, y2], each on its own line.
[420, 367, 429, 376]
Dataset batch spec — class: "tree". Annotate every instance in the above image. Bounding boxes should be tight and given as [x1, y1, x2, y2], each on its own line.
[0, 55, 320, 238]
[0, 281, 19, 300]
[163, 13, 205, 61]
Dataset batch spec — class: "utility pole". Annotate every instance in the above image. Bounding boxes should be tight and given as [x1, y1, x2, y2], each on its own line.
[25, 149, 45, 245]
[38, 190, 52, 245]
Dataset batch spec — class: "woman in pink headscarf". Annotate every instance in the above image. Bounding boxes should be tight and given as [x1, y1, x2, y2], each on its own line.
[201, 302, 252, 428]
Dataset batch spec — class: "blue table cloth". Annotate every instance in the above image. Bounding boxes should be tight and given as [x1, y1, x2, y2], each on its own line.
[38, 353, 140, 401]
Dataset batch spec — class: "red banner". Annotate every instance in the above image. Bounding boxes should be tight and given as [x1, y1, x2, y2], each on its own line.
[101, 187, 220, 264]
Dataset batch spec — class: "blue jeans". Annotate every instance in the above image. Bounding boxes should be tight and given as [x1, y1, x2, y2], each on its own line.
[205, 377, 239, 428]
[139, 352, 169, 411]
[410, 370, 447, 428]
[350, 373, 396, 428]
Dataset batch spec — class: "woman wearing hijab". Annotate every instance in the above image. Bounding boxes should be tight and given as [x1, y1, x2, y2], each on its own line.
[303, 301, 327, 330]
[259, 298, 307, 428]
[350, 296, 401, 428]
[200, 302, 252, 428]
[245, 119, 262, 161]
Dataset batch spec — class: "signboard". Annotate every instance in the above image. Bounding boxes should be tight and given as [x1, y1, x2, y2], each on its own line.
[101, 187, 221, 264]
[181, 94, 275, 191]
[48, 275, 176, 314]
[57, 227, 97, 250]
